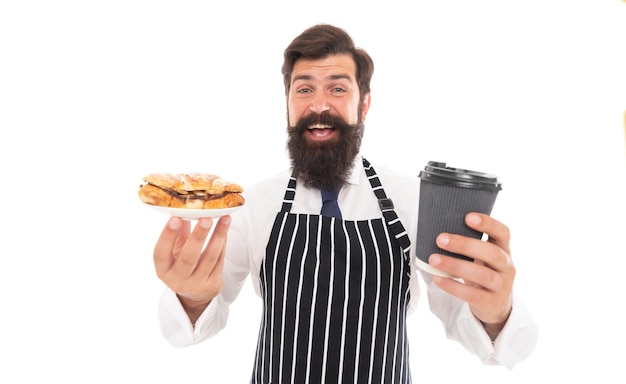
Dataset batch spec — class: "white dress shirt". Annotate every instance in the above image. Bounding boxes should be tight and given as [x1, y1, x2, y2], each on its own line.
[157, 156, 538, 370]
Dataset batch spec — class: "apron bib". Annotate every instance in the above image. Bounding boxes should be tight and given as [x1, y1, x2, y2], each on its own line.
[251, 158, 412, 384]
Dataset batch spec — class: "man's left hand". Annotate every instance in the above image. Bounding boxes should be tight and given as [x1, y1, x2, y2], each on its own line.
[428, 212, 514, 338]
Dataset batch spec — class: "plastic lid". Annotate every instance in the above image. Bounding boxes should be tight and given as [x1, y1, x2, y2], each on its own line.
[418, 161, 502, 191]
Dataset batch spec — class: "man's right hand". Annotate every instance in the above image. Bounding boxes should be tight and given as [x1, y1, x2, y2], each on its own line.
[153, 215, 232, 324]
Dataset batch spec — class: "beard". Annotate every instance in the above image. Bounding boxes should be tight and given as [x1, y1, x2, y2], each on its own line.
[286, 111, 364, 191]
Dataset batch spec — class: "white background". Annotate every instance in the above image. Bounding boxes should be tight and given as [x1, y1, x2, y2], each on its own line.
[2, 1, 626, 382]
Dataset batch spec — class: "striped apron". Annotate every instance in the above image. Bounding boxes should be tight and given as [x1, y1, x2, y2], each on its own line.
[252, 158, 412, 384]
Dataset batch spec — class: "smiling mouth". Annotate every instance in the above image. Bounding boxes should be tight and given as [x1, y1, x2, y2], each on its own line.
[308, 123, 335, 137]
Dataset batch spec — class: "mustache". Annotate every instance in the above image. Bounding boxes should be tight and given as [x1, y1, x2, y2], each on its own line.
[292, 112, 349, 132]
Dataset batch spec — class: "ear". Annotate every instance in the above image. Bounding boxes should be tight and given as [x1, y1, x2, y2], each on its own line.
[360, 93, 371, 122]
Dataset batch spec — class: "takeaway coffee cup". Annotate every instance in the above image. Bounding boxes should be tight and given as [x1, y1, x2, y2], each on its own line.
[415, 161, 502, 278]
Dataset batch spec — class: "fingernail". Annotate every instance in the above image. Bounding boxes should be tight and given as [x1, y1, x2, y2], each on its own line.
[168, 217, 182, 230]
[199, 218, 213, 229]
[437, 234, 449, 246]
[467, 213, 481, 225]
[429, 254, 441, 266]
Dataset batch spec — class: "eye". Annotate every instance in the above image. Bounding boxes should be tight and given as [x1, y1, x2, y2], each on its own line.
[331, 87, 346, 93]
[296, 87, 313, 94]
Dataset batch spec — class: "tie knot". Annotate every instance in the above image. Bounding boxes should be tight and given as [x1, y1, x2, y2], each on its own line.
[320, 187, 342, 219]
[321, 187, 339, 203]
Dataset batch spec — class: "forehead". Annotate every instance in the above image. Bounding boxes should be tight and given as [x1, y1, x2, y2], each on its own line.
[291, 54, 357, 83]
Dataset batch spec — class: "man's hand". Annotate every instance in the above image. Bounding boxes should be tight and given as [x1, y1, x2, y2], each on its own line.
[153, 215, 232, 324]
[428, 212, 514, 339]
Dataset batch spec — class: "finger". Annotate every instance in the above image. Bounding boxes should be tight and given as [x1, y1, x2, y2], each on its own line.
[436, 232, 510, 273]
[429, 253, 504, 292]
[170, 217, 216, 277]
[465, 213, 511, 254]
[194, 215, 232, 279]
[154, 217, 188, 276]
[431, 273, 492, 306]
[206, 238, 227, 295]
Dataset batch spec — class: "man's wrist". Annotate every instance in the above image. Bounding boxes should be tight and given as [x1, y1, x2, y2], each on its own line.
[480, 307, 512, 342]
[177, 295, 212, 327]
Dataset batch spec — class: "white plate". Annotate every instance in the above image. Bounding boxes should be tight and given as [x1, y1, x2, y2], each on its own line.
[143, 203, 243, 220]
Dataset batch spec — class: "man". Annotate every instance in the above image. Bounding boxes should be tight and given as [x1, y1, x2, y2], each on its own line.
[153, 24, 538, 383]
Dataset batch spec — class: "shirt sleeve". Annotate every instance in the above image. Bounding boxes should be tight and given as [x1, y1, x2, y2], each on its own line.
[421, 271, 539, 370]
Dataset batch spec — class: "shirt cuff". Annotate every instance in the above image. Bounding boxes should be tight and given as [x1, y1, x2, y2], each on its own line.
[158, 288, 228, 348]
[491, 295, 539, 369]
[457, 295, 539, 369]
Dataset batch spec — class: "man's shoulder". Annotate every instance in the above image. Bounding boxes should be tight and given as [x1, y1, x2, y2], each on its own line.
[244, 168, 292, 199]
[364, 160, 420, 188]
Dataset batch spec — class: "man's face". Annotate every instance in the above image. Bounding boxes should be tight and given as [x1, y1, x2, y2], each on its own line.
[287, 54, 369, 136]
[286, 54, 371, 190]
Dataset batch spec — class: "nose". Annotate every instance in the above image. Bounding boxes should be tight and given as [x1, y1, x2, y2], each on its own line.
[309, 93, 330, 114]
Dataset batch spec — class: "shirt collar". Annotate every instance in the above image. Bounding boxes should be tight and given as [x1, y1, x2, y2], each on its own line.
[346, 155, 363, 186]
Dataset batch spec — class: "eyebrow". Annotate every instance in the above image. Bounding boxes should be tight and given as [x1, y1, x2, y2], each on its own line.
[291, 74, 353, 83]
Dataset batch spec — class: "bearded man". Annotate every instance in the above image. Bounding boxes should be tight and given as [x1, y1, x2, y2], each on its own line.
[152, 24, 538, 383]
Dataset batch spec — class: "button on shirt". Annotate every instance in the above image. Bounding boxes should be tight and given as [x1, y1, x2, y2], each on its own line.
[157, 156, 538, 370]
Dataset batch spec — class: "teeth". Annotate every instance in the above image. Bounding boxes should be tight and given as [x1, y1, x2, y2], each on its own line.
[308, 124, 332, 130]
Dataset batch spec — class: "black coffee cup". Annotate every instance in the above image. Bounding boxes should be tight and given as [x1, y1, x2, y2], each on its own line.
[416, 161, 502, 277]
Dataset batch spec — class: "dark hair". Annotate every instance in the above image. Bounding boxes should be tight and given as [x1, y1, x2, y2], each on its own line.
[282, 24, 374, 100]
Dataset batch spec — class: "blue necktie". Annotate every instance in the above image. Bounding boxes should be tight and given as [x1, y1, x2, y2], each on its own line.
[320, 187, 342, 219]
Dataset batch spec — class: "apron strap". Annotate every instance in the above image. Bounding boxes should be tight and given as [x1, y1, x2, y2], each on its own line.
[362, 157, 412, 258]
[280, 176, 297, 213]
